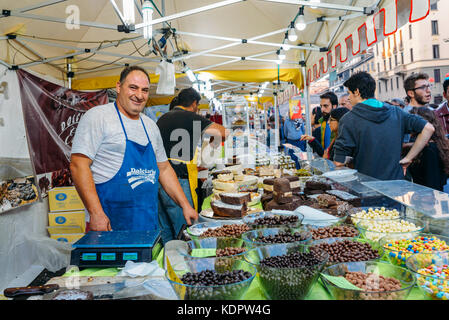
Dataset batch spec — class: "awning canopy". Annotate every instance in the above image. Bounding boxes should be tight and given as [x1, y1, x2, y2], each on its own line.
[0, 0, 434, 97]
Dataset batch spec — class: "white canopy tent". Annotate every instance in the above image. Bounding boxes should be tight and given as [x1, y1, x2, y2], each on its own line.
[0, 0, 436, 147]
[0, 0, 438, 291]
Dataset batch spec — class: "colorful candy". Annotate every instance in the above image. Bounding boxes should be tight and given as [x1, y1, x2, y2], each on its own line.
[383, 236, 449, 267]
[416, 264, 449, 300]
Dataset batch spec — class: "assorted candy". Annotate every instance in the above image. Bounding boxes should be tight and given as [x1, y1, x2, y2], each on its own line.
[351, 207, 400, 225]
[358, 219, 421, 242]
[416, 264, 449, 300]
[384, 236, 449, 266]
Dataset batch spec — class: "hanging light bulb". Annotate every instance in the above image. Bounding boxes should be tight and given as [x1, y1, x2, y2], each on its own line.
[288, 22, 297, 42]
[142, 1, 153, 40]
[295, 7, 306, 31]
[277, 49, 286, 61]
[288, 28, 297, 42]
[310, 0, 321, 9]
[122, 0, 135, 25]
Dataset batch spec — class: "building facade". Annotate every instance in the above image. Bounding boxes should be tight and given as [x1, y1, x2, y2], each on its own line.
[330, 1, 449, 105]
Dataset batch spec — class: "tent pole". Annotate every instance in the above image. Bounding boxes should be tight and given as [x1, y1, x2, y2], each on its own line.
[274, 92, 279, 152]
[258, 0, 366, 13]
[300, 50, 312, 161]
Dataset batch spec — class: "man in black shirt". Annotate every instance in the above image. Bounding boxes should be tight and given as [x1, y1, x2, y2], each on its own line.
[157, 88, 228, 243]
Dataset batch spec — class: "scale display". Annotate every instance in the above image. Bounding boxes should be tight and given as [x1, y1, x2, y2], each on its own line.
[70, 230, 161, 268]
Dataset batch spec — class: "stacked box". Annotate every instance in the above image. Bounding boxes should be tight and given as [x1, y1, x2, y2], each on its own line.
[47, 186, 86, 243]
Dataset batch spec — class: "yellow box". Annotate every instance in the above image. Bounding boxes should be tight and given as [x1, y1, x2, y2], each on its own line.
[48, 186, 85, 212]
[48, 210, 86, 232]
[50, 233, 85, 243]
[47, 225, 84, 236]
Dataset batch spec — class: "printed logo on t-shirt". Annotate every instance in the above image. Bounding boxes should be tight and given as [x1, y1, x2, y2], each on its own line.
[126, 168, 157, 189]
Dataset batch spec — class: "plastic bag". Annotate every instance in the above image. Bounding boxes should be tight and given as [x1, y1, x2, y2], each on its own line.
[23, 234, 72, 272]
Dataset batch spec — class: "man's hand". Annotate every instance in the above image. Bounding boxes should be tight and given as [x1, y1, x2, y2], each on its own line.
[182, 205, 198, 225]
[89, 212, 112, 231]
[300, 134, 314, 141]
[399, 156, 412, 176]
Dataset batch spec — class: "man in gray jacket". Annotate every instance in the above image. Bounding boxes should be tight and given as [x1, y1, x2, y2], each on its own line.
[333, 72, 435, 180]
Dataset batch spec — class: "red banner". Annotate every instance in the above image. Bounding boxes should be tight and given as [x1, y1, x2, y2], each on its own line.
[16, 70, 108, 184]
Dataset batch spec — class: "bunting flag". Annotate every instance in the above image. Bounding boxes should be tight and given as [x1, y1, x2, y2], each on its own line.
[306, 0, 432, 84]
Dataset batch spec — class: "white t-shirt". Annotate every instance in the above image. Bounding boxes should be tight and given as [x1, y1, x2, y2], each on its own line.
[71, 103, 168, 184]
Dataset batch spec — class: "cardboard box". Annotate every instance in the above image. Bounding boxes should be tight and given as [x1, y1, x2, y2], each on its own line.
[47, 225, 84, 236]
[48, 186, 85, 212]
[48, 210, 86, 232]
[50, 233, 85, 244]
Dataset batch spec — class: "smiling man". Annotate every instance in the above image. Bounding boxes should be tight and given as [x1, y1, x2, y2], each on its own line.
[70, 66, 197, 232]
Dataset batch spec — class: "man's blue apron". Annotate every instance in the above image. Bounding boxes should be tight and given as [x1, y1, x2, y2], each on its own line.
[95, 103, 159, 231]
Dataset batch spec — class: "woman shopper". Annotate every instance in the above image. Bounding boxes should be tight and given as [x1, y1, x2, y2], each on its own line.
[311, 106, 323, 141]
[300, 107, 350, 160]
[407, 107, 449, 191]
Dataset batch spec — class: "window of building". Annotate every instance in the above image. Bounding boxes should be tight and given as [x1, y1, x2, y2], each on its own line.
[377, 63, 380, 72]
[401, 52, 404, 65]
[376, 43, 379, 56]
[433, 45, 440, 59]
[384, 60, 387, 71]
[409, 25, 412, 39]
[396, 77, 399, 89]
[434, 69, 441, 83]
[431, 20, 439, 35]
[435, 95, 443, 104]
[378, 82, 382, 94]
[385, 81, 388, 92]
[431, 2, 438, 10]
[394, 55, 398, 66]
[410, 48, 414, 62]
[391, 78, 393, 91]
[389, 57, 392, 70]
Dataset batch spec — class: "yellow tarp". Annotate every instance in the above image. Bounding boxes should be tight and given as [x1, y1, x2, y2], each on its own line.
[72, 74, 185, 91]
[199, 68, 302, 90]
[72, 68, 302, 91]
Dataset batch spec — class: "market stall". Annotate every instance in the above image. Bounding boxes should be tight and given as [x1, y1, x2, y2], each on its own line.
[0, 0, 445, 302]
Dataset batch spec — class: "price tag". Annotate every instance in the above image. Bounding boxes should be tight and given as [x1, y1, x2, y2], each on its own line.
[321, 273, 363, 291]
[166, 256, 186, 299]
[190, 248, 217, 258]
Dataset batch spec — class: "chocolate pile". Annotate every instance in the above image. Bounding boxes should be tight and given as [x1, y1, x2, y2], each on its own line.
[216, 247, 246, 257]
[311, 240, 379, 264]
[258, 252, 326, 300]
[262, 176, 307, 211]
[310, 225, 359, 240]
[200, 224, 250, 238]
[252, 214, 299, 227]
[255, 230, 311, 244]
[181, 270, 252, 286]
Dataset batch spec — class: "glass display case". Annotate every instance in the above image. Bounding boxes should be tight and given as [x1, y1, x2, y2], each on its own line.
[362, 180, 449, 236]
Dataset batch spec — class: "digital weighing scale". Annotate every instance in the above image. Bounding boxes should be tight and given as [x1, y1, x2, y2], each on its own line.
[70, 230, 162, 268]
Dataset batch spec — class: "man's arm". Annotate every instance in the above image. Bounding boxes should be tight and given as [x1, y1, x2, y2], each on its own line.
[204, 122, 230, 148]
[399, 122, 435, 171]
[157, 160, 198, 225]
[70, 153, 111, 231]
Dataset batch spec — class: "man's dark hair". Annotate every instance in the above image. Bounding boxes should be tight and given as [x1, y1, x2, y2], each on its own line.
[312, 106, 322, 125]
[171, 87, 201, 109]
[330, 107, 350, 122]
[343, 71, 376, 99]
[320, 91, 338, 107]
[403, 73, 429, 96]
[119, 66, 151, 84]
[443, 78, 449, 95]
